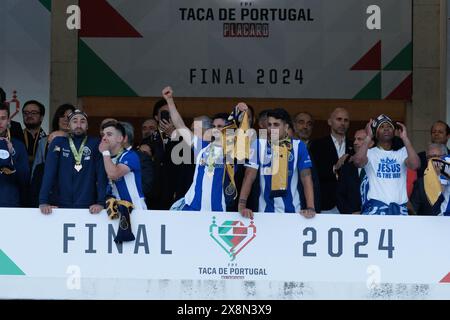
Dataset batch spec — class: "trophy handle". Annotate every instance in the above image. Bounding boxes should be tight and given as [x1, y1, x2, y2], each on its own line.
[8, 90, 20, 120]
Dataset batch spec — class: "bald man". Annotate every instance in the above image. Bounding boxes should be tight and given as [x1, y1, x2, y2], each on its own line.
[309, 107, 353, 214]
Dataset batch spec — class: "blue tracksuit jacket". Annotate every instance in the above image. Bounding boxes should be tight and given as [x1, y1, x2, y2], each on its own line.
[39, 135, 107, 208]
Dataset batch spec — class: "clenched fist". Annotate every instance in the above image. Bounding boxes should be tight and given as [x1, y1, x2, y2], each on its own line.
[162, 86, 173, 101]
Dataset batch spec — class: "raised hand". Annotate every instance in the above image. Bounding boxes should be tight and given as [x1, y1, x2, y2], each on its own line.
[334, 154, 349, 173]
[159, 119, 175, 137]
[236, 102, 248, 113]
[98, 140, 110, 153]
[162, 86, 173, 101]
[396, 122, 408, 140]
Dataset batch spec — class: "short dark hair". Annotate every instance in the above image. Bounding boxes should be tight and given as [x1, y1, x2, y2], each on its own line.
[266, 108, 292, 124]
[212, 113, 229, 122]
[153, 99, 168, 119]
[52, 103, 75, 132]
[120, 121, 134, 146]
[0, 103, 9, 117]
[258, 109, 270, 120]
[431, 120, 450, 136]
[101, 121, 126, 137]
[23, 100, 45, 116]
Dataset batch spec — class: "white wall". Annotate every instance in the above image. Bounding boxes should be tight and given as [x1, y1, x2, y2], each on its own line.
[0, 0, 51, 132]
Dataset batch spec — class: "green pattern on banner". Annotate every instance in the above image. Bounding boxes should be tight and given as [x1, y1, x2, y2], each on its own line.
[39, 0, 51, 11]
[0, 249, 25, 275]
[384, 42, 412, 71]
[222, 236, 236, 247]
[78, 40, 138, 97]
[353, 72, 381, 100]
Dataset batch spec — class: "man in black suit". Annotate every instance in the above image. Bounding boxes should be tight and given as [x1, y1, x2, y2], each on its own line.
[142, 99, 180, 210]
[417, 121, 450, 178]
[336, 129, 373, 214]
[294, 112, 314, 147]
[309, 107, 352, 214]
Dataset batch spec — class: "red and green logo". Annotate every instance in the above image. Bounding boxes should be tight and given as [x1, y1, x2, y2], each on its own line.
[209, 217, 256, 261]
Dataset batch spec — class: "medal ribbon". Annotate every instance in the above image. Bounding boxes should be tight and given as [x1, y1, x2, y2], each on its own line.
[68, 136, 88, 167]
[23, 127, 42, 162]
[221, 110, 250, 200]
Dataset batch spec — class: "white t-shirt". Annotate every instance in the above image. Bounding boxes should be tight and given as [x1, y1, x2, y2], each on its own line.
[364, 146, 408, 205]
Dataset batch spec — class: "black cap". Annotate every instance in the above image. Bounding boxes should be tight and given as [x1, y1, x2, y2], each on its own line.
[371, 114, 394, 136]
[67, 109, 87, 122]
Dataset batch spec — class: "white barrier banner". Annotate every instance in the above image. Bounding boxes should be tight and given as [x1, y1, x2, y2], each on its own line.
[1, 208, 449, 286]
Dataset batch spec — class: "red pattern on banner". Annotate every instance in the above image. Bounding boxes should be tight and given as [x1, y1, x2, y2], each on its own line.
[385, 73, 412, 100]
[351, 41, 381, 71]
[79, 0, 142, 38]
[439, 272, 450, 283]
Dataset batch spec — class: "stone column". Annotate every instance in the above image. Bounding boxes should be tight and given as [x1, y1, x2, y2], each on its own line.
[49, 0, 79, 119]
[410, 0, 447, 151]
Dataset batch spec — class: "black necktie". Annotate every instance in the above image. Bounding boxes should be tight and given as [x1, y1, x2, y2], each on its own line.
[359, 168, 366, 181]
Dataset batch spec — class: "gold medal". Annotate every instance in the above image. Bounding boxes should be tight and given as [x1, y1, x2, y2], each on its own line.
[69, 136, 87, 173]
[225, 183, 236, 196]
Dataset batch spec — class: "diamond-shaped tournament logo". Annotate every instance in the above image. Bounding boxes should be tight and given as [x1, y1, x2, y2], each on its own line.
[209, 216, 256, 261]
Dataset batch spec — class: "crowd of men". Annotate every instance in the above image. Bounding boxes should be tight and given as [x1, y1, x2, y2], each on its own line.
[1, 86, 450, 220]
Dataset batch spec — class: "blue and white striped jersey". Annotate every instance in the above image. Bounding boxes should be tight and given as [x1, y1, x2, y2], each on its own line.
[245, 138, 312, 213]
[183, 136, 228, 211]
[111, 149, 147, 210]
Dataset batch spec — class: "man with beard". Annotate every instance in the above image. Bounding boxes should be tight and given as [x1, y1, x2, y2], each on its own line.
[309, 107, 353, 214]
[353, 114, 420, 215]
[293, 112, 314, 147]
[238, 108, 316, 219]
[22, 100, 47, 166]
[39, 109, 107, 214]
[141, 118, 158, 141]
